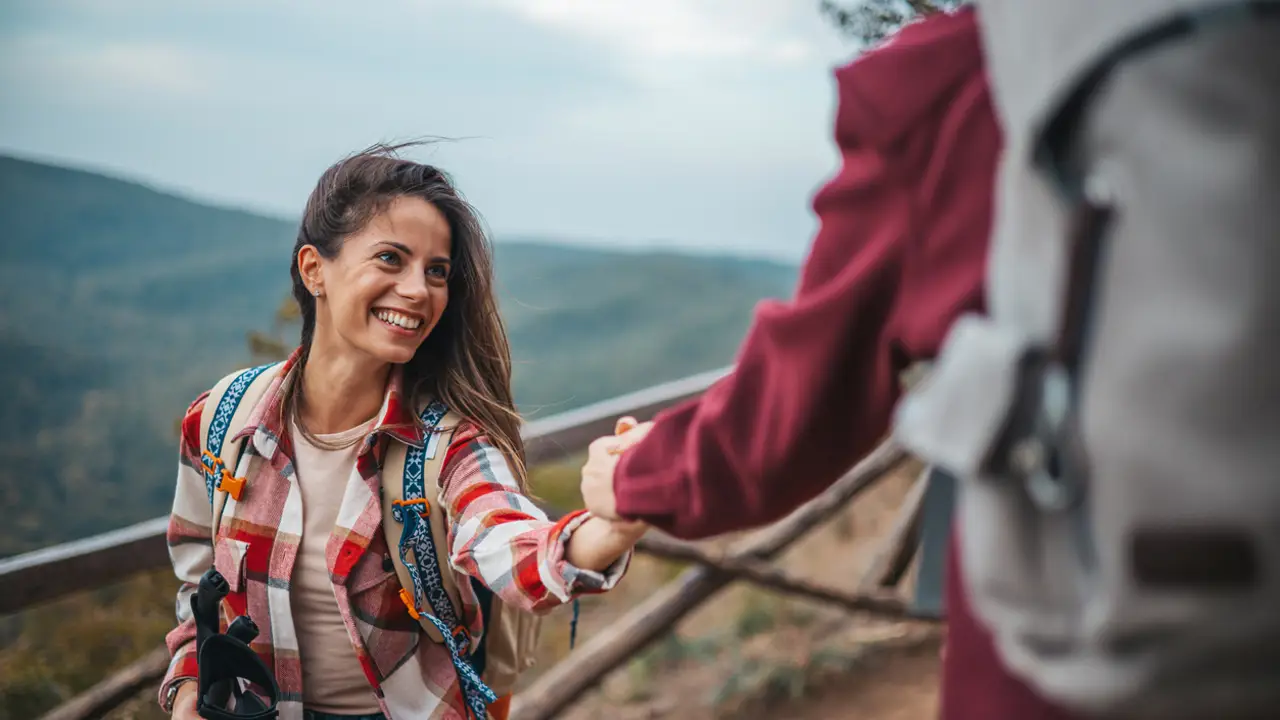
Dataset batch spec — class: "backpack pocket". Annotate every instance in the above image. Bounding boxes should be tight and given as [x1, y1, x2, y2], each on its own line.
[894, 313, 1028, 480]
[894, 313, 1084, 643]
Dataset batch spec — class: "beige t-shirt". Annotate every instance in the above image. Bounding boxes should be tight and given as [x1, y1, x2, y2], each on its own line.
[290, 419, 381, 714]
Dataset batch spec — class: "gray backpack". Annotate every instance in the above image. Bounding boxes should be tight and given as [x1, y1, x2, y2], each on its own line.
[896, 4, 1280, 718]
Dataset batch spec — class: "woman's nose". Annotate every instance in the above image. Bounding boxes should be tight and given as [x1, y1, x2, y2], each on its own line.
[396, 271, 430, 300]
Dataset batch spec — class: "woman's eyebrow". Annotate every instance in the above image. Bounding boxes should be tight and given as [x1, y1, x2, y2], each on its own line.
[375, 241, 449, 265]
[376, 240, 415, 256]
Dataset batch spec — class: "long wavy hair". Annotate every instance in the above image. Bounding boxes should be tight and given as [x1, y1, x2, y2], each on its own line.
[285, 142, 526, 490]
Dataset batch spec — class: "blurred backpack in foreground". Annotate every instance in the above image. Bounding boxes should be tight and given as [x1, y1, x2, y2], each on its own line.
[897, 1, 1280, 717]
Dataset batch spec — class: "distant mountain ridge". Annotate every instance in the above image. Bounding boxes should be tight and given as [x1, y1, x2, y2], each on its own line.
[0, 153, 798, 555]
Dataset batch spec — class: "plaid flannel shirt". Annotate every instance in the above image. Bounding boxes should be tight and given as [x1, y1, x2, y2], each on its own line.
[159, 355, 629, 719]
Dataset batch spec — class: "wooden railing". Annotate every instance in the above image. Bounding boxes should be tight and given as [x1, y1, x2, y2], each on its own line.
[4, 366, 933, 720]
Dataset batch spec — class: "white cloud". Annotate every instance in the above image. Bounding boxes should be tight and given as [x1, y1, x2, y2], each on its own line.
[86, 42, 203, 96]
[0, 34, 205, 103]
[483, 0, 824, 81]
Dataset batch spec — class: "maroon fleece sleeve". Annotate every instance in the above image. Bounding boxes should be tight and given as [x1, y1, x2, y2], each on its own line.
[611, 10, 997, 540]
[612, 139, 911, 539]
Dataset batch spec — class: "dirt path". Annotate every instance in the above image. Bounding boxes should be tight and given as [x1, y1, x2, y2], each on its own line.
[549, 619, 942, 720]
[776, 635, 940, 720]
[530, 460, 943, 719]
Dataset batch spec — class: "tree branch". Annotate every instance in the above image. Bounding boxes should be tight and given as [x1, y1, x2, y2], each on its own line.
[39, 646, 170, 720]
[857, 470, 927, 591]
[638, 532, 923, 617]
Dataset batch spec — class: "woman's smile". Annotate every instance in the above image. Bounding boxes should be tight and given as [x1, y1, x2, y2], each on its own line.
[371, 307, 425, 337]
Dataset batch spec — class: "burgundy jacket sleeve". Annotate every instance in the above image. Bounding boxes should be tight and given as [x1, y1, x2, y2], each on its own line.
[613, 142, 909, 539]
[612, 9, 997, 540]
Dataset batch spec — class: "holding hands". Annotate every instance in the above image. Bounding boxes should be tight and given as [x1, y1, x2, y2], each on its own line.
[563, 416, 653, 571]
[581, 416, 652, 522]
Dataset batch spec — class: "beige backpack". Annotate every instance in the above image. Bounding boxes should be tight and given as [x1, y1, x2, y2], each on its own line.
[896, 4, 1280, 717]
[200, 363, 540, 718]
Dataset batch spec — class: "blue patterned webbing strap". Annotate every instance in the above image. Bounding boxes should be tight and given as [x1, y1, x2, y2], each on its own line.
[394, 401, 497, 719]
[202, 363, 274, 506]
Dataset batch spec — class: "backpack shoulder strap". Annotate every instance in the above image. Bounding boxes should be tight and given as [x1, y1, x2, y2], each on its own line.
[198, 362, 282, 543]
[381, 406, 465, 644]
[382, 405, 498, 718]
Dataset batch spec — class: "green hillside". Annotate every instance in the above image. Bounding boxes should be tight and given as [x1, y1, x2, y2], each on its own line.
[0, 154, 798, 556]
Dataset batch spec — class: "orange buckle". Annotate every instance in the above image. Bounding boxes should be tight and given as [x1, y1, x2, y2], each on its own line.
[217, 469, 246, 501]
[201, 450, 224, 474]
[392, 498, 431, 517]
[452, 624, 471, 647]
[399, 588, 421, 619]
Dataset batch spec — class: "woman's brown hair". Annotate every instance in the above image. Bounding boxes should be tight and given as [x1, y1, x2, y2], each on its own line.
[286, 142, 527, 489]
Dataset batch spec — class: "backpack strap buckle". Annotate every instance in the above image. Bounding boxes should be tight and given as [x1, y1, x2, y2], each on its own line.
[217, 470, 247, 502]
[452, 624, 471, 647]
[392, 497, 430, 519]
[201, 450, 223, 479]
[398, 587, 421, 620]
[202, 450, 247, 502]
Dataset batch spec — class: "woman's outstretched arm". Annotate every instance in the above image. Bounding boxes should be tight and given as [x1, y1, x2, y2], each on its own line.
[440, 425, 640, 615]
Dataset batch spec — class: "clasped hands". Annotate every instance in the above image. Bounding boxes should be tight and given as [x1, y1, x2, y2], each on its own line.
[581, 415, 653, 528]
[562, 416, 653, 572]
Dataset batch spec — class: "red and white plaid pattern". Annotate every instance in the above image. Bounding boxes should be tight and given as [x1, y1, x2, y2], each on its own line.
[160, 353, 629, 719]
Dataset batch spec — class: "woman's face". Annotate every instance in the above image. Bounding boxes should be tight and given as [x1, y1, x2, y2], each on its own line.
[302, 195, 453, 366]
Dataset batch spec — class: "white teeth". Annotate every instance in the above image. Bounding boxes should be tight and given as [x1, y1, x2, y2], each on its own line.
[374, 309, 422, 330]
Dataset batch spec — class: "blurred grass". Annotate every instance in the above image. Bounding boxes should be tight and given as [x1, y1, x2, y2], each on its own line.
[527, 454, 587, 511]
[708, 625, 943, 717]
[0, 569, 174, 720]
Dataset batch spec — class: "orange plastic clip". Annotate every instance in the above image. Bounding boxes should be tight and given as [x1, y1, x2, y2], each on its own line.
[399, 588, 421, 619]
[452, 624, 471, 646]
[392, 498, 431, 517]
[217, 470, 246, 501]
[201, 450, 223, 473]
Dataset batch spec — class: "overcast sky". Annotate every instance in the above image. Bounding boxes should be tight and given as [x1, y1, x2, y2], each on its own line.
[0, 1, 858, 262]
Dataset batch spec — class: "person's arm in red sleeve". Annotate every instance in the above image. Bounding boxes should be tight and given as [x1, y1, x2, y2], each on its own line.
[608, 8, 997, 541]
[611, 142, 912, 540]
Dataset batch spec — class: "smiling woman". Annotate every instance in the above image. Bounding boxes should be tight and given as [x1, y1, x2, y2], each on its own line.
[157, 143, 647, 720]
[289, 164, 470, 455]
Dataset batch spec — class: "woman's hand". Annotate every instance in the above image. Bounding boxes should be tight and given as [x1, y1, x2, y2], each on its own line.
[580, 416, 653, 521]
[170, 681, 200, 720]
[564, 515, 648, 572]
[569, 416, 652, 571]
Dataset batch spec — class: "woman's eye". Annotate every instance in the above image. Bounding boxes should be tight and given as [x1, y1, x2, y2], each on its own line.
[427, 265, 449, 280]
[376, 251, 400, 266]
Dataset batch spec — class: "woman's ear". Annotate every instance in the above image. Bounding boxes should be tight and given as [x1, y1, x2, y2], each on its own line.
[297, 245, 324, 297]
